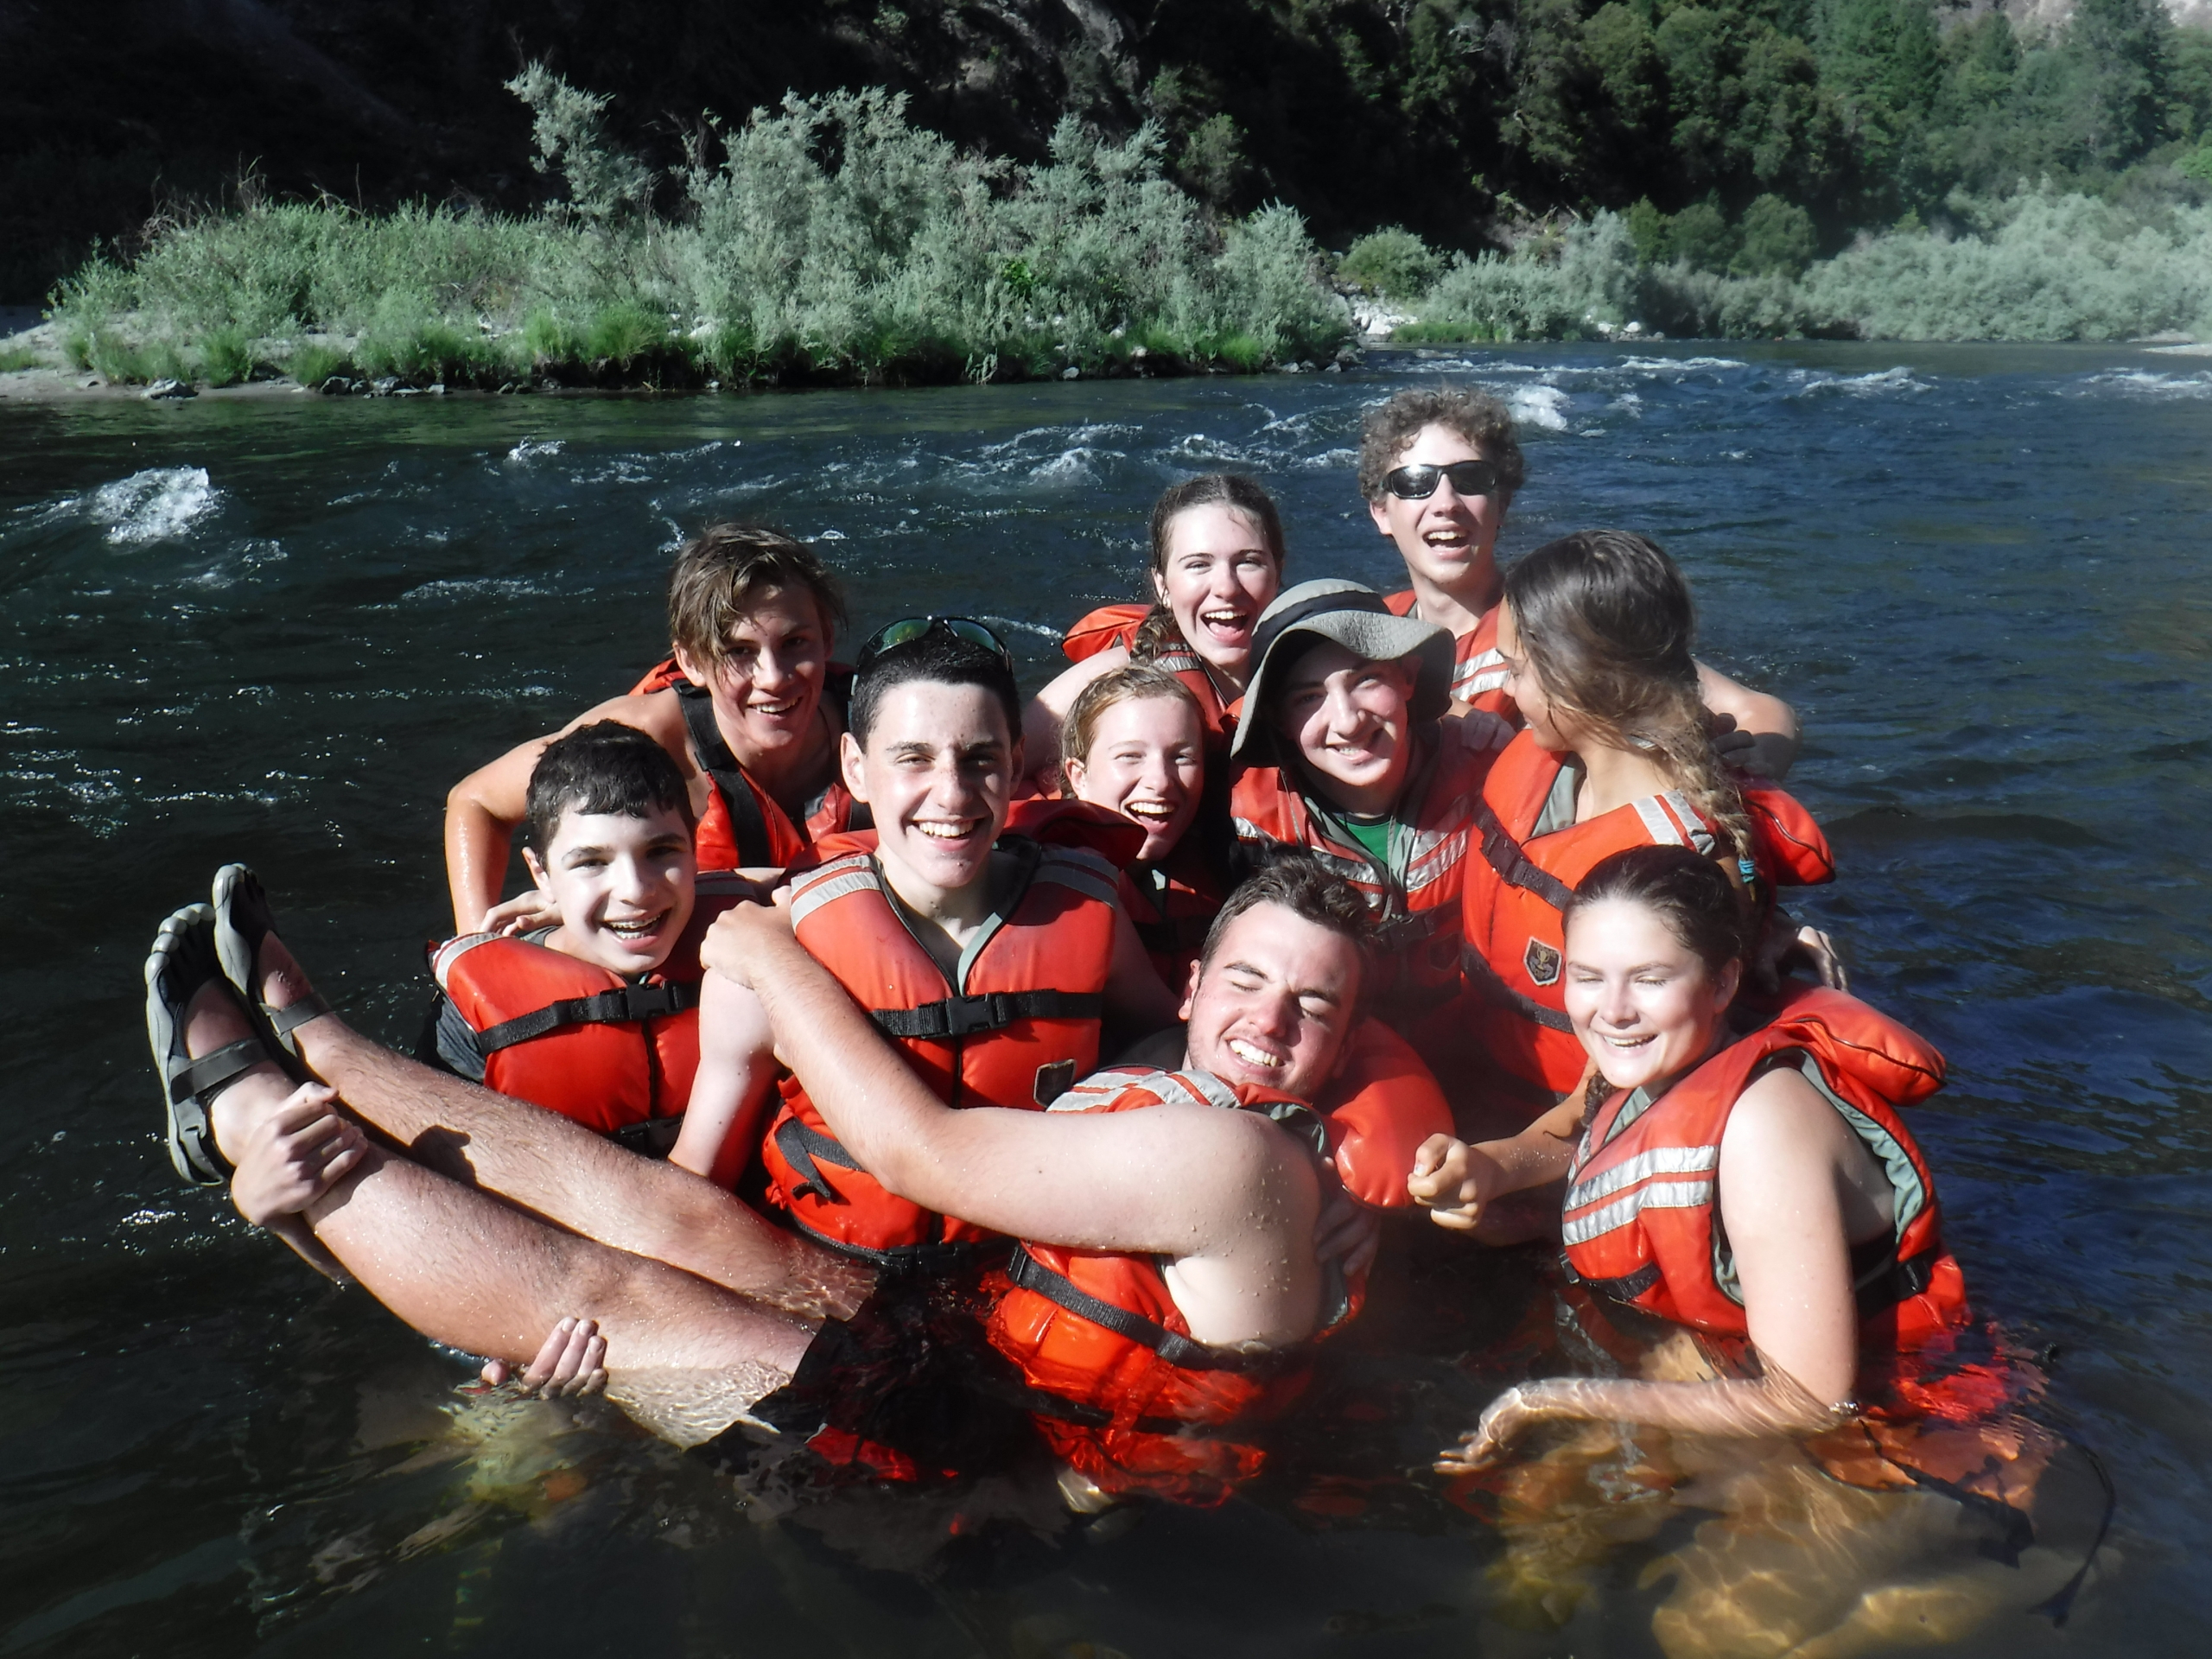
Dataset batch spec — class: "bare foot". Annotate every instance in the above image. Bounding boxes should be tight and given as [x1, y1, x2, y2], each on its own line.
[251, 926, 341, 1055]
[185, 978, 300, 1164]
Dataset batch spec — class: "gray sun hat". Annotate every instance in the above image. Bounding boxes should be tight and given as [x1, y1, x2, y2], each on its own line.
[1230, 579, 1455, 761]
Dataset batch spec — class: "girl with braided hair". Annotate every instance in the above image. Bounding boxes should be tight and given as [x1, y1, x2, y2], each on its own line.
[1446, 531, 1841, 1140]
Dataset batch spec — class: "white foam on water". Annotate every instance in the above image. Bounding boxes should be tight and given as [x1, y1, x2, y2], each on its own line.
[2075, 368, 2212, 400]
[976, 614, 1061, 640]
[1509, 385, 1573, 431]
[1618, 355, 1748, 373]
[505, 437, 563, 463]
[395, 577, 553, 606]
[1795, 365, 1930, 397]
[1611, 391, 1643, 416]
[1029, 447, 1105, 485]
[87, 467, 220, 545]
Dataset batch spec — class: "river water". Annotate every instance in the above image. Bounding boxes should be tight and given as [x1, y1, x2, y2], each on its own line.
[2, 345, 2207, 1656]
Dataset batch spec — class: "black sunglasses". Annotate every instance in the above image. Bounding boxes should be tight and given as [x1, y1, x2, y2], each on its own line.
[1383, 460, 1500, 500]
[855, 615, 1015, 674]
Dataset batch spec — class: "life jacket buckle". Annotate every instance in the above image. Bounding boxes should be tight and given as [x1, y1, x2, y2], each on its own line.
[941, 992, 1012, 1036]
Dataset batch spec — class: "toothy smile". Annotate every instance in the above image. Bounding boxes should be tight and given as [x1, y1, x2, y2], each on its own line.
[1124, 800, 1179, 822]
[1227, 1038, 1287, 1069]
[915, 818, 984, 841]
[606, 910, 671, 939]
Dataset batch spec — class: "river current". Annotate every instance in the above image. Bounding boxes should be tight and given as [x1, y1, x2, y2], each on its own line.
[1, 345, 2207, 1656]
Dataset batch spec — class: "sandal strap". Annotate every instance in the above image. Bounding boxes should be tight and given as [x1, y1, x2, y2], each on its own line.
[267, 993, 334, 1039]
[169, 1037, 267, 1106]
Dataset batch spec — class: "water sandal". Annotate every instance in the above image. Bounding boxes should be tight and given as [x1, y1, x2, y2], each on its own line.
[210, 862, 332, 1066]
[145, 904, 272, 1185]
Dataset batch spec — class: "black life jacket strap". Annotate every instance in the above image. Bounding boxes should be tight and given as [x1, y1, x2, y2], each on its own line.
[1006, 1245, 1264, 1374]
[870, 989, 1103, 1040]
[1472, 799, 1575, 910]
[1852, 1245, 1936, 1317]
[772, 1113, 862, 1204]
[1560, 1254, 1663, 1306]
[1460, 944, 1576, 1033]
[779, 1196, 1004, 1272]
[677, 681, 775, 868]
[474, 982, 701, 1053]
[608, 1114, 685, 1159]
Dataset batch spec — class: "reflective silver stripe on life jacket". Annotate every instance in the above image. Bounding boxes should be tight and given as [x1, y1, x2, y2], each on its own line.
[786, 854, 877, 926]
[1564, 1143, 1719, 1211]
[1631, 791, 1717, 855]
[1562, 1177, 1714, 1248]
[1033, 845, 1123, 906]
[430, 931, 501, 991]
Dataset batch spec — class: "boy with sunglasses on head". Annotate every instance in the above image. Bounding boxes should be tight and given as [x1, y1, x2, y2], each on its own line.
[1363, 388, 1801, 779]
[443, 524, 860, 938]
[674, 618, 1187, 1266]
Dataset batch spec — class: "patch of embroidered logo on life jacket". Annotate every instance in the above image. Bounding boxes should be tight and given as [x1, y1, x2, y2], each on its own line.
[1033, 1058, 1078, 1106]
[1524, 937, 1562, 986]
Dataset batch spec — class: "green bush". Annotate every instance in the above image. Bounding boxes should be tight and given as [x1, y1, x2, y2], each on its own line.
[1731, 196, 1818, 277]
[286, 341, 350, 385]
[196, 324, 255, 386]
[0, 344, 40, 372]
[1339, 227, 1444, 298]
[584, 300, 671, 364]
[1400, 190, 2212, 343]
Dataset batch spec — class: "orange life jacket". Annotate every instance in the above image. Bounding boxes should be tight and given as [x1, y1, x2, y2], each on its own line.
[983, 1065, 1361, 1503]
[1115, 842, 1224, 995]
[1561, 984, 1968, 1357]
[1457, 730, 1836, 1116]
[758, 823, 1124, 1265]
[1230, 712, 1511, 1021]
[1383, 589, 1516, 719]
[626, 654, 860, 870]
[1062, 603, 1238, 743]
[429, 873, 759, 1153]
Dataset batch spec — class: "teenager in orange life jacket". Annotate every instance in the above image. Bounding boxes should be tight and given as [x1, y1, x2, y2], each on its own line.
[1227, 579, 1512, 1034]
[442, 525, 858, 937]
[422, 721, 763, 1155]
[1413, 846, 2018, 1486]
[669, 620, 1186, 1256]
[1054, 664, 1224, 993]
[1450, 530, 1842, 1141]
[1361, 386, 1798, 779]
[1027, 474, 1287, 769]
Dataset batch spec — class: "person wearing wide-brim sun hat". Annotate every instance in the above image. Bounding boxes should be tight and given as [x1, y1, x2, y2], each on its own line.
[1229, 579, 1513, 1045]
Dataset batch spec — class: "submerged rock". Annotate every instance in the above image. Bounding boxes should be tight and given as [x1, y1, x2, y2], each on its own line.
[143, 378, 195, 400]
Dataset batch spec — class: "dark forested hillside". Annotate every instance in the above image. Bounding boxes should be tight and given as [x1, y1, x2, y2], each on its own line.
[5, 0, 2210, 302]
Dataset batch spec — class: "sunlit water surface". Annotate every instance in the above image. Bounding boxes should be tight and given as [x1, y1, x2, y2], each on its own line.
[1, 345, 2207, 1656]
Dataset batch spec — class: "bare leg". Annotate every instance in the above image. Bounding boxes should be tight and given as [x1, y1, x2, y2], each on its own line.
[190, 982, 812, 1446]
[219, 925, 868, 1322]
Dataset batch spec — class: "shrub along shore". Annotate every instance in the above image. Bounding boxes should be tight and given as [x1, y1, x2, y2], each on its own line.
[28, 67, 2210, 396]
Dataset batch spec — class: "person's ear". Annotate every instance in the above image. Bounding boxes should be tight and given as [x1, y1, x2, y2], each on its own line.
[1060, 753, 1088, 798]
[1177, 957, 1203, 1024]
[1150, 567, 1170, 607]
[522, 845, 552, 893]
[839, 731, 868, 802]
[1366, 493, 1395, 539]
[672, 643, 714, 692]
[1714, 957, 1742, 1015]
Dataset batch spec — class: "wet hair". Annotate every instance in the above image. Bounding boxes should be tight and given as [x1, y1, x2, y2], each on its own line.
[848, 628, 1022, 752]
[1504, 529, 1752, 864]
[1131, 474, 1287, 660]
[524, 721, 695, 855]
[1566, 846, 1749, 977]
[1357, 385, 1526, 502]
[666, 524, 846, 670]
[1058, 664, 1205, 794]
[1198, 849, 1371, 991]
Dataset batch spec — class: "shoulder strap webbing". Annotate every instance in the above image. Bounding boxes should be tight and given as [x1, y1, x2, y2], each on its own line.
[677, 683, 774, 868]
[772, 1112, 863, 1203]
[1006, 1246, 1264, 1373]
[1459, 944, 1576, 1032]
[870, 989, 1103, 1039]
[474, 982, 701, 1053]
[1471, 799, 1576, 910]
